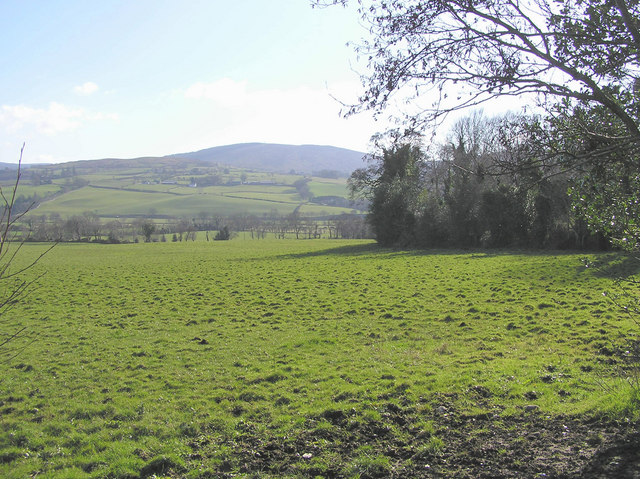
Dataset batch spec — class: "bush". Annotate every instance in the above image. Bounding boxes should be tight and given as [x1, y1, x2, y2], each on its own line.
[214, 226, 231, 241]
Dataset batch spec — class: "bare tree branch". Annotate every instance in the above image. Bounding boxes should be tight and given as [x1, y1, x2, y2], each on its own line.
[0, 144, 55, 362]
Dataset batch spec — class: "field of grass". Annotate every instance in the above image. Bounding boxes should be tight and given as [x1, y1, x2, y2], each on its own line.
[307, 179, 349, 198]
[0, 240, 638, 478]
[12, 184, 63, 199]
[20, 168, 355, 220]
[29, 184, 355, 219]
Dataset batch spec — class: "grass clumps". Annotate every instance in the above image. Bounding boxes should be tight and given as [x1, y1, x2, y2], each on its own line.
[0, 240, 637, 477]
[348, 447, 393, 478]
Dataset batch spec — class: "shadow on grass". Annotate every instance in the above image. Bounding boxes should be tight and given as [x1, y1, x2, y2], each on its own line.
[280, 241, 594, 260]
[584, 253, 640, 279]
[279, 242, 382, 259]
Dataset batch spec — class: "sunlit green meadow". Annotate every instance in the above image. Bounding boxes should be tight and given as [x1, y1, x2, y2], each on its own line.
[17, 165, 357, 221]
[29, 186, 354, 219]
[0, 240, 636, 477]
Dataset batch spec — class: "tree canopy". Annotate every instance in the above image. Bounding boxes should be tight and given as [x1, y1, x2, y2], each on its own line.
[315, 0, 640, 137]
[315, 0, 640, 249]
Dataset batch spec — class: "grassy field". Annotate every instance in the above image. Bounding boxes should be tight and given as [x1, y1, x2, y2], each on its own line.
[15, 162, 357, 220]
[0, 240, 638, 478]
[30, 185, 354, 219]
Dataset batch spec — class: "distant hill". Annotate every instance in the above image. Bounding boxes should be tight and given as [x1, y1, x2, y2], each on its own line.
[54, 156, 204, 170]
[167, 143, 368, 176]
[0, 162, 43, 170]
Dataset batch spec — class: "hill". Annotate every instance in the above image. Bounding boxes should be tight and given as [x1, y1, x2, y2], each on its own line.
[167, 143, 368, 176]
[17, 159, 361, 222]
[10, 143, 369, 222]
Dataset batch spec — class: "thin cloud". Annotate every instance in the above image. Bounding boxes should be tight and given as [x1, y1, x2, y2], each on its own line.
[184, 78, 249, 107]
[182, 78, 378, 150]
[74, 81, 99, 96]
[0, 102, 117, 136]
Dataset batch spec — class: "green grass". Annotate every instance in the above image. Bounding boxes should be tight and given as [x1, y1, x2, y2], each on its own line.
[13, 184, 63, 198]
[24, 172, 354, 219]
[0, 240, 637, 477]
[29, 185, 355, 218]
[308, 178, 349, 197]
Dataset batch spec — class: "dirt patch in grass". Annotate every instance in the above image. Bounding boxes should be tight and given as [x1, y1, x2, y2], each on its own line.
[196, 403, 639, 478]
[431, 411, 639, 478]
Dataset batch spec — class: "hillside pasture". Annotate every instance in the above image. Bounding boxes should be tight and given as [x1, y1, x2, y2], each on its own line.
[11, 184, 63, 199]
[0, 240, 638, 478]
[29, 184, 355, 219]
[18, 163, 357, 221]
[307, 178, 350, 197]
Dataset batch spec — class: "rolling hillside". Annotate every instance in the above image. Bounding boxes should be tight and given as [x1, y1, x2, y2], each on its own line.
[14, 143, 367, 221]
[167, 143, 368, 175]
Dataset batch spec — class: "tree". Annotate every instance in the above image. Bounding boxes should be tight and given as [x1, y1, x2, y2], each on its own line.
[332, 213, 372, 239]
[63, 215, 89, 241]
[174, 218, 191, 242]
[479, 186, 528, 247]
[105, 220, 124, 243]
[140, 219, 156, 243]
[349, 137, 426, 246]
[293, 178, 314, 201]
[316, 0, 640, 248]
[214, 226, 231, 241]
[287, 207, 305, 239]
[83, 211, 102, 241]
[440, 112, 494, 246]
[314, 0, 640, 138]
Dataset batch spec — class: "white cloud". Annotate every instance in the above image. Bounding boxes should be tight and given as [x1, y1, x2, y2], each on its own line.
[0, 102, 83, 135]
[74, 81, 99, 96]
[184, 78, 249, 108]
[87, 111, 119, 122]
[0, 102, 117, 136]
[34, 153, 55, 164]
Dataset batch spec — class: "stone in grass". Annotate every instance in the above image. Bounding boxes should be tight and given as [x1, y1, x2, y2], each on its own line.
[302, 453, 313, 460]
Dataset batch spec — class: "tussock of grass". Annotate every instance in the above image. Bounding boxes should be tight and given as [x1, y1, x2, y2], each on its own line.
[0, 240, 636, 477]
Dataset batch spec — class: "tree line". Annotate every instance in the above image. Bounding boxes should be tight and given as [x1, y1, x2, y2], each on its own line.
[21, 211, 371, 243]
[351, 112, 605, 249]
[317, 0, 640, 252]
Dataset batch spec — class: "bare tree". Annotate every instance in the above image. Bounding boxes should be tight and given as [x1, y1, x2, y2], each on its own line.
[83, 211, 102, 241]
[287, 207, 305, 239]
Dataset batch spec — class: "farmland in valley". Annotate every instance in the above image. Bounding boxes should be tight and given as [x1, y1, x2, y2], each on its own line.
[6, 161, 360, 222]
[1, 239, 638, 477]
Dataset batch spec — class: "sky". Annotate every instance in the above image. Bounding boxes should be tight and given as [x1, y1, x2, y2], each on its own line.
[0, 0, 386, 164]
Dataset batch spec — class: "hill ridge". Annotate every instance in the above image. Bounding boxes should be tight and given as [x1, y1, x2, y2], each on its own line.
[166, 142, 367, 175]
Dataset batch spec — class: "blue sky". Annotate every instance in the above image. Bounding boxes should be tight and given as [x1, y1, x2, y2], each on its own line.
[0, 1, 383, 164]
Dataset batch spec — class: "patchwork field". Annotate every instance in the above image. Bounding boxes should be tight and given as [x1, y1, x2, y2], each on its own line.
[0, 240, 638, 478]
[13, 161, 358, 220]
[30, 185, 354, 219]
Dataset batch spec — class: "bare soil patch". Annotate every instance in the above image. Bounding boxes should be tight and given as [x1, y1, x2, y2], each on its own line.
[202, 402, 640, 478]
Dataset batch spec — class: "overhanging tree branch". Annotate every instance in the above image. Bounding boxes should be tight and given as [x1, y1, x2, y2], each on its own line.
[313, 0, 640, 139]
